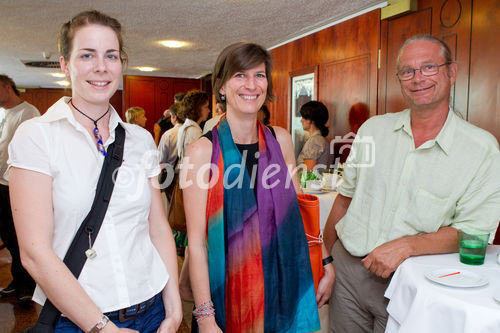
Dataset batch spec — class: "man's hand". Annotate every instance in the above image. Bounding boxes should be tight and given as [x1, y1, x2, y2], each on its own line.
[316, 262, 335, 307]
[361, 238, 412, 278]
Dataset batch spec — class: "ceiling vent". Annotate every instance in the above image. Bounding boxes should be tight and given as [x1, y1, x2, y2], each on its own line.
[21, 60, 60, 68]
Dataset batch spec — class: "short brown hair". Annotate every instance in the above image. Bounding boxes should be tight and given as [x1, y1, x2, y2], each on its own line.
[212, 42, 275, 105]
[0, 74, 20, 96]
[177, 90, 208, 123]
[168, 102, 183, 124]
[58, 10, 127, 65]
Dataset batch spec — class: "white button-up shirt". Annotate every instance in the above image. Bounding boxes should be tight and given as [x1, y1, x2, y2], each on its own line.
[7, 97, 168, 312]
[337, 109, 500, 256]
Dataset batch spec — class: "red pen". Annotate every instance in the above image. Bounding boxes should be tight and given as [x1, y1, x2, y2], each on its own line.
[438, 271, 460, 278]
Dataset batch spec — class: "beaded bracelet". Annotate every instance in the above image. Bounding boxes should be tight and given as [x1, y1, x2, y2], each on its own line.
[193, 300, 215, 322]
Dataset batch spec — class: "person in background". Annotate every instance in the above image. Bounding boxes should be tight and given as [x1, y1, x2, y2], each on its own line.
[184, 41, 334, 332]
[324, 34, 500, 333]
[0, 74, 39, 304]
[202, 102, 225, 134]
[297, 101, 330, 171]
[176, 90, 210, 166]
[7, 10, 181, 332]
[125, 106, 147, 128]
[158, 102, 183, 202]
[173, 89, 210, 301]
[154, 92, 185, 145]
[257, 104, 271, 126]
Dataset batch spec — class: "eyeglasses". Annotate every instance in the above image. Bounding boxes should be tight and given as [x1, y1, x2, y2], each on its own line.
[396, 62, 450, 81]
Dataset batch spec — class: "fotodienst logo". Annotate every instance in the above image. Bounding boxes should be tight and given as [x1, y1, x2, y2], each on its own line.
[331, 132, 375, 168]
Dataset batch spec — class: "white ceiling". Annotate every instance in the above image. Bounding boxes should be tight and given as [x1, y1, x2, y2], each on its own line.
[0, 0, 385, 89]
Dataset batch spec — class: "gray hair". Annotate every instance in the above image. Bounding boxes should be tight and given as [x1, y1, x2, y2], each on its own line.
[396, 34, 453, 70]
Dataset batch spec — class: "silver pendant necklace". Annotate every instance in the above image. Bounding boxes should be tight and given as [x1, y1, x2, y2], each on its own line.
[85, 230, 97, 259]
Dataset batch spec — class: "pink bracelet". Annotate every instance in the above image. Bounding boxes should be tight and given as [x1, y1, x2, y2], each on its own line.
[193, 300, 215, 322]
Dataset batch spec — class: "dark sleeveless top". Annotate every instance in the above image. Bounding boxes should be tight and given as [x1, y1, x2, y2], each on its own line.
[203, 126, 276, 191]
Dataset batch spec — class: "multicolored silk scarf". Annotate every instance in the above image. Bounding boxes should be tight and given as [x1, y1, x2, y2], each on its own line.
[206, 117, 320, 332]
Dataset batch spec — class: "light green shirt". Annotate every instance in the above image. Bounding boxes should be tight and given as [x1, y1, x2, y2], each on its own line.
[336, 109, 500, 256]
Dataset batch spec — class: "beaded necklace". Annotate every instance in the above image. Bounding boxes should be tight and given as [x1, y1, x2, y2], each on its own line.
[70, 99, 109, 156]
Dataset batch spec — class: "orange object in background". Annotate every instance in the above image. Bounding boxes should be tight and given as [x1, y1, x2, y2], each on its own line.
[297, 193, 324, 291]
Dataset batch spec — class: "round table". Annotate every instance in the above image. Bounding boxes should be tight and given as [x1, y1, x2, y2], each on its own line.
[384, 245, 500, 333]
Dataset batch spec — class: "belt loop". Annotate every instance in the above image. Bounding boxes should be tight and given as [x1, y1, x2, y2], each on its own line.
[116, 293, 158, 323]
[118, 308, 133, 323]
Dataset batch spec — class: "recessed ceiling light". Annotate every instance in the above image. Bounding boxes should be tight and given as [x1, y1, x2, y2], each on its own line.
[51, 73, 66, 78]
[56, 80, 70, 87]
[137, 66, 157, 72]
[159, 40, 186, 48]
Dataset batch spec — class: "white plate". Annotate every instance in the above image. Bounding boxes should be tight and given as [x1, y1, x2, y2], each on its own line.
[493, 290, 500, 303]
[302, 188, 323, 194]
[425, 268, 488, 288]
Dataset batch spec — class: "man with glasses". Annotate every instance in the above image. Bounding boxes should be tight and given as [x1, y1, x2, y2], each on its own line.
[324, 35, 499, 332]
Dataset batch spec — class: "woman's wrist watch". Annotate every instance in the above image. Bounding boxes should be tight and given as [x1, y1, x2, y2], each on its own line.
[89, 315, 109, 333]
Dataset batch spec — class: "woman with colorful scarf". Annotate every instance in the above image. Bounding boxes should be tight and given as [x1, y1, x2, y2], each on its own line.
[183, 42, 335, 332]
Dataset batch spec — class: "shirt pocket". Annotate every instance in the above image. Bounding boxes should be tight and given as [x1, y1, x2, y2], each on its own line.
[404, 188, 451, 233]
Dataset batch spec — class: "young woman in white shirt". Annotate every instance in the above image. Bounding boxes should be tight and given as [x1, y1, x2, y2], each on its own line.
[8, 10, 181, 333]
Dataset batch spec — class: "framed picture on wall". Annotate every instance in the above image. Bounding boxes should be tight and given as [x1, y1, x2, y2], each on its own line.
[289, 66, 318, 158]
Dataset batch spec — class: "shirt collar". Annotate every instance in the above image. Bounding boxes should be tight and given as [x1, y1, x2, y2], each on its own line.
[182, 118, 201, 130]
[40, 96, 123, 131]
[393, 108, 455, 155]
[432, 108, 456, 155]
[393, 109, 412, 137]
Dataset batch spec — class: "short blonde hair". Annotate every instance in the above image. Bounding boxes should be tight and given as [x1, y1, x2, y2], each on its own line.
[125, 106, 145, 124]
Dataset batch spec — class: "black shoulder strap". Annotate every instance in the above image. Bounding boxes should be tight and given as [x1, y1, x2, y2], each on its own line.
[35, 123, 126, 328]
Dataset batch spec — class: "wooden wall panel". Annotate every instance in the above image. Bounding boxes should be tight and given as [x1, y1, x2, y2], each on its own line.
[270, 10, 380, 132]
[269, 45, 293, 128]
[320, 55, 370, 138]
[157, 79, 170, 114]
[126, 77, 157, 134]
[124, 75, 200, 136]
[468, 0, 500, 143]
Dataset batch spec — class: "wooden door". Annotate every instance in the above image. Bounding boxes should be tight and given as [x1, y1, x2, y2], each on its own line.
[125, 76, 157, 134]
[320, 55, 371, 138]
[467, 0, 500, 144]
[378, 0, 472, 118]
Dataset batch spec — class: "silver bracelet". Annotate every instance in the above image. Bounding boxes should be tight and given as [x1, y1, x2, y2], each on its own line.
[88, 315, 109, 333]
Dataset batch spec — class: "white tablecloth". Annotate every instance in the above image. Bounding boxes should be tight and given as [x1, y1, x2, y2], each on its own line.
[385, 245, 500, 333]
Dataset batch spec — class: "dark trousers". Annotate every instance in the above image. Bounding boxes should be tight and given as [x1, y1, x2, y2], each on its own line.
[0, 184, 35, 292]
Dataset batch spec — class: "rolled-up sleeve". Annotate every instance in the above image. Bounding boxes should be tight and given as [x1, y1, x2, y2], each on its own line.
[451, 153, 500, 243]
[7, 120, 52, 179]
[143, 133, 161, 178]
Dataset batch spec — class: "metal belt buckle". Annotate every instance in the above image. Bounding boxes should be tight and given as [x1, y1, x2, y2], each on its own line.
[118, 306, 138, 323]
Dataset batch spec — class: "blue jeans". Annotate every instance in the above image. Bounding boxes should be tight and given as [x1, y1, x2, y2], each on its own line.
[54, 293, 165, 332]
